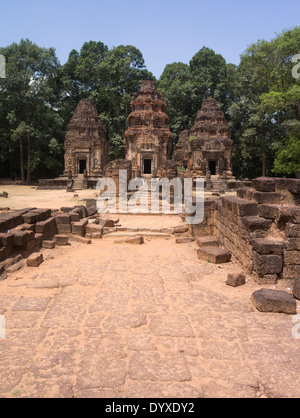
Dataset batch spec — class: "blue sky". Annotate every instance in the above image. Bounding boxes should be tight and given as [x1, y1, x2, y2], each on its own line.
[1, 0, 299, 78]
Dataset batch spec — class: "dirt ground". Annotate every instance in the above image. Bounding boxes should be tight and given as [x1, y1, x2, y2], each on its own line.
[0, 186, 299, 398]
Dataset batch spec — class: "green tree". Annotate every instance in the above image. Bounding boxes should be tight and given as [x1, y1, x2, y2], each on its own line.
[0, 39, 63, 182]
[228, 27, 300, 179]
[158, 62, 195, 145]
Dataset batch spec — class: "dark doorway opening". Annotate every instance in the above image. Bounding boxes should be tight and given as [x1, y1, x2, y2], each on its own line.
[143, 159, 152, 175]
[79, 159, 87, 174]
[209, 161, 217, 176]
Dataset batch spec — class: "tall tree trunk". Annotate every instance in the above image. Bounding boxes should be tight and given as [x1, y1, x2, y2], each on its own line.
[26, 132, 31, 184]
[262, 152, 266, 177]
[9, 152, 13, 180]
[20, 138, 25, 183]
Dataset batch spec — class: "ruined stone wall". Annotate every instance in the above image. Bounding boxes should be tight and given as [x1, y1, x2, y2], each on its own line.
[189, 177, 300, 284]
[0, 204, 98, 278]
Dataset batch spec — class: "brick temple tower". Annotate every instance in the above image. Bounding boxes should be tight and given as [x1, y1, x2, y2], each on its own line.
[63, 99, 109, 180]
[124, 81, 172, 177]
[173, 97, 234, 178]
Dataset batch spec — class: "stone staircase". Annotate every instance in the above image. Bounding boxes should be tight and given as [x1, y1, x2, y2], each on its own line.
[209, 176, 226, 192]
[196, 235, 232, 264]
[73, 175, 86, 191]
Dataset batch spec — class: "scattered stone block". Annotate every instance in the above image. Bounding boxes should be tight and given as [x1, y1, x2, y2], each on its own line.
[258, 204, 280, 220]
[42, 240, 56, 249]
[57, 224, 71, 234]
[6, 260, 25, 273]
[226, 272, 246, 287]
[252, 177, 276, 192]
[13, 230, 35, 247]
[13, 223, 35, 232]
[55, 214, 72, 225]
[24, 239, 37, 252]
[0, 191, 8, 198]
[196, 236, 219, 248]
[252, 238, 285, 255]
[74, 205, 88, 218]
[242, 216, 272, 232]
[22, 212, 37, 224]
[86, 224, 104, 236]
[69, 211, 80, 222]
[72, 219, 88, 236]
[69, 235, 92, 245]
[26, 253, 44, 268]
[251, 289, 297, 314]
[284, 250, 300, 265]
[197, 247, 231, 264]
[0, 212, 23, 230]
[255, 274, 278, 285]
[116, 236, 144, 245]
[35, 217, 57, 240]
[175, 237, 195, 244]
[54, 235, 69, 246]
[286, 223, 300, 238]
[0, 232, 14, 246]
[60, 207, 74, 213]
[31, 208, 52, 222]
[174, 226, 189, 234]
[252, 252, 283, 276]
[34, 233, 44, 246]
[293, 280, 300, 300]
[252, 191, 282, 205]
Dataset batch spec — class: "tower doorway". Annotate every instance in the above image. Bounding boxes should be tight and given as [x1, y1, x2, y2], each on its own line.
[79, 159, 87, 174]
[143, 159, 152, 175]
[209, 161, 217, 176]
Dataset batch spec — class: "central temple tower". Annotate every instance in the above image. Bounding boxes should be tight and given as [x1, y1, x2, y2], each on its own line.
[124, 81, 172, 177]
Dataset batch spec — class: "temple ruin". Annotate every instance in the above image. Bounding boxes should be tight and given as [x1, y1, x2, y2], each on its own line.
[173, 97, 234, 181]
[38, 99, 109, 190]
[124, 80, 172, 178]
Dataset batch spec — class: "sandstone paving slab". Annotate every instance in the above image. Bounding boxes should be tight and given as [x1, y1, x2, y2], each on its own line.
[125, 381, 202, 399]
[74, 388, 124, 399]
[12, 377, 75, 399]
[205, 360, 258, 387]
[129, 352, 191, 382]
[149, 313, 195, 338]
[89, 291, 130, 314]
[5, 312, 41, 329]
[153, 337, 199, 357]
[126, 333, 156, 352]
[3, 329, 47, 348]
[83, 332, 127, 359]
[77, 355, 127, 389]
[30, 349, 77, 379]
[0, 216, 300, 398]
[41, 304, 86, 329]
[12, 297, 51, 312]
[84, 313, 105, 328]
[202, 381, 257, 399]
[102, 312, 147, 332]
[199, 340, 245, 361]
[0, 368, 23, 394]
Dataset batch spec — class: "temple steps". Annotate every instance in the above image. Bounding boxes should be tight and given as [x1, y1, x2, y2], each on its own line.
[196, 235, 232, 264]
[102, 231, 171, 240]
[73, 176, 86, 191]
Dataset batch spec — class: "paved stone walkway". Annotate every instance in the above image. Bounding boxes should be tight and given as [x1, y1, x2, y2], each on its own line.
[0, 218, 299, 398]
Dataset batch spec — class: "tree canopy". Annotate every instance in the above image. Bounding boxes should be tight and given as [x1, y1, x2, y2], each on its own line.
[0, 26, 299, 181]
